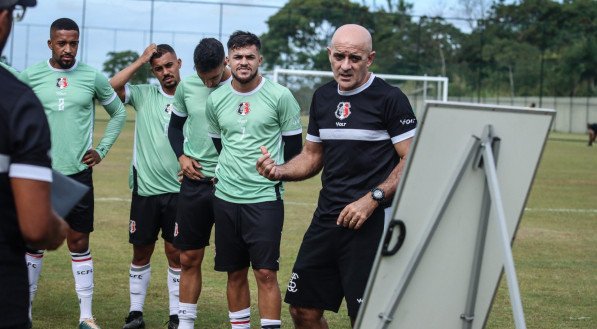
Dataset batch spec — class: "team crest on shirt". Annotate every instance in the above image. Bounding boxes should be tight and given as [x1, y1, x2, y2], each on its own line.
[174, 222, 179, 237]
[164, 103, 174, 114]
[335, 102, 351, 120]
[237, 102, 251, 116]
[129, 220, 136, 233]
[56, 77, 68, 89]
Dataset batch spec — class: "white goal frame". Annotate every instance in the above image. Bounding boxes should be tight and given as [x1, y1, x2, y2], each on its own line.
[271, 67, 449, 102]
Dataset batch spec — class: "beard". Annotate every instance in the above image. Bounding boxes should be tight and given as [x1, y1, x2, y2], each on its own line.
[55, 56, 75, 69]
[231, 68, 259, 85]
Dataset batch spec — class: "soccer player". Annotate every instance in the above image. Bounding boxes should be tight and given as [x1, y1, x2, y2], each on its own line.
[587, 123, 597, 146]
[256, 24, 417, 328]
[205, 31, 302, 329]
[109, 43, 182, 329]
[19, 17, 127, 329]
[0, 1, 69, 328]
[167, 38, 231, 329]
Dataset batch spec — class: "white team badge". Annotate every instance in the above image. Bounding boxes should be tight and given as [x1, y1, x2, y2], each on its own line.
[129, 220, 136, 233]
[174, 222, 179, 237]
[56, 77, 68, 89]
[237, 102, 251, 116]
[164, 103, 174, 114]
[287, 272, 299, 293]
[335, 102, 351, 120]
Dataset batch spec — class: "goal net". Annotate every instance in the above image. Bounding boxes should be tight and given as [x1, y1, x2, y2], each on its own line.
[267, 67, 449, 117]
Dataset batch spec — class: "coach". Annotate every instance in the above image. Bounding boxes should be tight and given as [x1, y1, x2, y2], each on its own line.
[0, 1, 69, 328]
[256, 24, 417, 328]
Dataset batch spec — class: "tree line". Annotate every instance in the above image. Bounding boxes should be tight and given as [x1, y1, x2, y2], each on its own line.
[259, 0, 596, 97]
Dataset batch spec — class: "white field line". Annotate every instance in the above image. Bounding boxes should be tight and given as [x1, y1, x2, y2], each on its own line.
[96, 197, 597, 213]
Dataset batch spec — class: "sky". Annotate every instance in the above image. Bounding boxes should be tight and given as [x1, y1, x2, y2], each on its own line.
[5, 0, 476, 77]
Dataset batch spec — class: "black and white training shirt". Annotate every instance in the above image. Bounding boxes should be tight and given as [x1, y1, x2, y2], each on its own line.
[306, 73, 417, 220]
[0, 66, 52, 249]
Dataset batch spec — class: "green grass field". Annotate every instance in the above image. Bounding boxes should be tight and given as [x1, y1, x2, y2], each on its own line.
[31, 109, 596, 329]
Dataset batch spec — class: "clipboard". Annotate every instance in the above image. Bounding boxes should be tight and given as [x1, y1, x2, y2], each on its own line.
[51, 170, 89, 217]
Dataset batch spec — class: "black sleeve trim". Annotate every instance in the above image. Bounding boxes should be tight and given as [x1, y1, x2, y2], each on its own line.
[211, 137, 222, 155]
[168, 112, 186, 159]
[282, 133, 302, 162]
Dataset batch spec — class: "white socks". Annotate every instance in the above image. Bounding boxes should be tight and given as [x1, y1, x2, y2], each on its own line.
[26, 250, 44, 320]
[261, 319, 281, 329]
[229, 307, 251, 329]
[167, 267, 181, 316]
[71, 249, 94, 321]
[129, 263, 151, 312]
[178, 302, 197, 329]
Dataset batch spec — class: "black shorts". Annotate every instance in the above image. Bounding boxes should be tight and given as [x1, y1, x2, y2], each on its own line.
[284, 207, 389, 318]
[0, 247, 28, 328]
[173, 177, 215, 250]
[213, 197, 284, 272]
[129, 192, 178, 245]
[65, 168, 94, 233]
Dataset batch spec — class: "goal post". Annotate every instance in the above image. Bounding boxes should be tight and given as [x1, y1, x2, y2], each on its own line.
[269, 67, 449, 116]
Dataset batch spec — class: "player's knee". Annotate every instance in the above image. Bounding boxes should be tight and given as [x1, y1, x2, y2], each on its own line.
[289, 306, 322, 326]
[180, 250, 203, 269]
[254, 268, 278, 286]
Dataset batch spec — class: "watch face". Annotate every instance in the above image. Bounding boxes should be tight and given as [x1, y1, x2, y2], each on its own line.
[373, 189, 383, 199]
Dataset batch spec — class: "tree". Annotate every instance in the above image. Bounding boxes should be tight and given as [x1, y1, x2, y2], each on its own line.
[102, 50, 151, 84]
[260, 0, 373, 70]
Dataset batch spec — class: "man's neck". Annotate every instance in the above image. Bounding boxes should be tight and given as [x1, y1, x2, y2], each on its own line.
[232, 75, 262, 93]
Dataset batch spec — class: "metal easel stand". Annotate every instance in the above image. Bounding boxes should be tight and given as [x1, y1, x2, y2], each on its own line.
[478, 127, 527, 329]
[375, 125, 526, 329]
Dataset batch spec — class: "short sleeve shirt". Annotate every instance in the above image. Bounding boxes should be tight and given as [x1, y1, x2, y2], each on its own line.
[0, 67, 52, 248]
[171, 74, 230, 177]
[19, 60, 120, 175]
[125, 84, 180, 196]
[306, 74, 417, 219]
[206, 77, 302, 203]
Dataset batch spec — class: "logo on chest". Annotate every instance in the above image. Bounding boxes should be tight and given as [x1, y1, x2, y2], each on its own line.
[56, 77, 68, 89]
[237, 102, 251, 116]
[335, 101, 351, 126]
[164, 103, 174, 115]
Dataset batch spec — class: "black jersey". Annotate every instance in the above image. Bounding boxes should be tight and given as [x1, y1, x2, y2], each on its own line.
[0, 66, 53, 249]
[306, 74, 417, 220]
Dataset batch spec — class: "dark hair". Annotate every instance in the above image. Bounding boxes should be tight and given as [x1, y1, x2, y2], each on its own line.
[227, 31, 260, 51]
[149, 44, 176, 64]
[50, 18, 79, 34]
[194, 38, 225, 73]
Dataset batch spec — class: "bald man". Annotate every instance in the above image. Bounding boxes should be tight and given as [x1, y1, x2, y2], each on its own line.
[256, 24, 417, 328]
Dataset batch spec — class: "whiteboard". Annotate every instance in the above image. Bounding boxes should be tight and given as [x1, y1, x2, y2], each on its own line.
[355, 101, 554, 329]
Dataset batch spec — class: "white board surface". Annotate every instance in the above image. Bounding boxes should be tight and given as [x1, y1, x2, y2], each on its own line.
[355, 101, 554, 329]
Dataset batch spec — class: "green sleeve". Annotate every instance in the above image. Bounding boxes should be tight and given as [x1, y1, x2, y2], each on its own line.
[94, 72, 127, 158]
[205, 95, 220, 136]
[278, 88, 302, 133]
[172, 83, 188, 116]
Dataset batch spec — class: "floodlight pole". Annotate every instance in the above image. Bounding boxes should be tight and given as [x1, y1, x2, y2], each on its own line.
[149, 0, 155, 43]
[481, 131, 527, 329]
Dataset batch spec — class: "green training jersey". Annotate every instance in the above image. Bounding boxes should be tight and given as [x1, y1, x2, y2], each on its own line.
[172, 74, 231, 177]
[126, 84, 180, 196]
[20, 60, 126, 175]
[206, 77, 302, 203]
[0, 62, 19, 77]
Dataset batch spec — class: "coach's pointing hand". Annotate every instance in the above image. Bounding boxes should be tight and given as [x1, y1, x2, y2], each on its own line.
[257, 146, 282, 180]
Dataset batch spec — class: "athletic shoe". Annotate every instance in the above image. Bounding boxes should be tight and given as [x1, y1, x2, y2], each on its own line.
[166, 314, 179, 329]
[78, 318, 101, 329]
[123, 311, 145, 329]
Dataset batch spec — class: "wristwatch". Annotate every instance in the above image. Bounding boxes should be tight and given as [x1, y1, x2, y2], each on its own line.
[371, 187, 385, 203]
